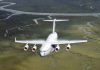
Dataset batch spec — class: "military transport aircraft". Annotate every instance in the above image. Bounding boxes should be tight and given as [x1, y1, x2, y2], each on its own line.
[15, 19, 87, 57]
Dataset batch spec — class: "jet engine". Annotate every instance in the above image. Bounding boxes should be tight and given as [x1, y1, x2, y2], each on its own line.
[55, 45, 60, 52]
[24, 43, 29, 51]
[32, 45, 37, 52]
[66, 43, 71, 51]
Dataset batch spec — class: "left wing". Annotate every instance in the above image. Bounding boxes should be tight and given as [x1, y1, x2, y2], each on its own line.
[49, 40, 87, 44]
[15, 37, 45, 44]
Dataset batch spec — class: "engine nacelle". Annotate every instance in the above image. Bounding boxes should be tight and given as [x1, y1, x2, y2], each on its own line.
[24, 43, 29, 51]
[32, 45, 37, 52]
[66, 44, 71, 51]
[55, 45, 60, 52]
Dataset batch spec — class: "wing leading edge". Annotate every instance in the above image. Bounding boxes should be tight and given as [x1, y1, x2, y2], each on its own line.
[15, 37, 87, 44]
[15, 37, 45, 44]
[49, 40, 87, 44]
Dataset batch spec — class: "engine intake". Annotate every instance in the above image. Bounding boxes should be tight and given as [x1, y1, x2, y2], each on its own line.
[66, 44, 71, 51]
[24, 43, 29, 51]
[32, 45, 37, 52]
[55, 45, 60, 52]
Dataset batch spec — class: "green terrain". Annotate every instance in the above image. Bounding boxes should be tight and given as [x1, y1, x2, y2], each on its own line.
[0, 15, 100, 70]
[4, 0, 100, 13]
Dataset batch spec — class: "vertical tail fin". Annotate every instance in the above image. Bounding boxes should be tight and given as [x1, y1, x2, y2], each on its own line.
[43, 19, 69, 33]
[53, 19, 56, 33]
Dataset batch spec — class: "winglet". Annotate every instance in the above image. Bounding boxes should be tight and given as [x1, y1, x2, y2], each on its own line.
[15, 37, 16, 42]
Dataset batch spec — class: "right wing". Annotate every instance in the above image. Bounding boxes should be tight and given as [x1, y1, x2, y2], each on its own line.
[15, 37, 45, 44]
[49, 40, 87, 44]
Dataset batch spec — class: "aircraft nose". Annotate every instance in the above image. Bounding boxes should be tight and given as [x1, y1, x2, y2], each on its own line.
[40, 52, 45, 57]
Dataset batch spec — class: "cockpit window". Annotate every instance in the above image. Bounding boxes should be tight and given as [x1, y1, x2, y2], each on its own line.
[40, 50, 45, 52]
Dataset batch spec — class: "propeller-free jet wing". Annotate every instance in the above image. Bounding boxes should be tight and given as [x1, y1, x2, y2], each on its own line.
[15, 19, 87, 57]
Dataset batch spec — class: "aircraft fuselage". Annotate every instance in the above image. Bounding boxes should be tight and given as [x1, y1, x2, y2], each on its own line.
[39, 32, 58, 57]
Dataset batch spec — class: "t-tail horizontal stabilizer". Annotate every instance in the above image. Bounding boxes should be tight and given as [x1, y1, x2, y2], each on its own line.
[43, 19, 69, 33]
[43, 19, 69, 22]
